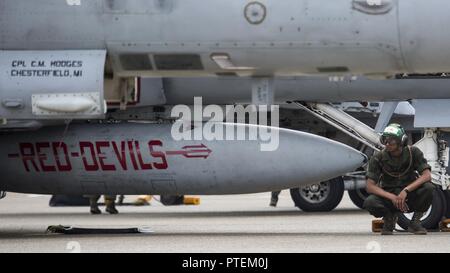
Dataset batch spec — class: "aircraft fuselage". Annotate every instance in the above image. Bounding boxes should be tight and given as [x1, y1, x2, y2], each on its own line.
[2, 0, 450, 77]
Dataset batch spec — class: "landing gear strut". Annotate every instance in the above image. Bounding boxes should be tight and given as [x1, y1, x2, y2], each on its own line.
[0, 191, 6, 199]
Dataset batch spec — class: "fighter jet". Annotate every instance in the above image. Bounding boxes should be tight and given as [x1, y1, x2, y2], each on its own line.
[0, 0, 449, 200]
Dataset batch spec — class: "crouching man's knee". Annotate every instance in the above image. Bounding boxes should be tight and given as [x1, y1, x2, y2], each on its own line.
[420, 182, 435, 199]
[363, 195, 389, 218]
[411, 182, 435, 212]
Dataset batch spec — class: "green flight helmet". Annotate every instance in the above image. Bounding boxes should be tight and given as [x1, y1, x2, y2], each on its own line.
[380, 123, 408, 146]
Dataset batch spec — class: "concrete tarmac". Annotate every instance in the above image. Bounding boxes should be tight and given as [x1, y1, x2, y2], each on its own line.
[0, 191, 449, 253]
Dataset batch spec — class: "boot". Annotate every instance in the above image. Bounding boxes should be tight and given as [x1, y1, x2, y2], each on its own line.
[381, 212, 398, 235]
[89, 196, 101, 215]
[407, 212, 427, 235]
[105, 200, 119, 214]
[270, 197, 278, 207]
[90, 206, 101, 214]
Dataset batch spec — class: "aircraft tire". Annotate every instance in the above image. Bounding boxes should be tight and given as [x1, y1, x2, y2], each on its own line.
[397, 188, 447, 230]
[348, 188, 370, 209]
[290, 177, 344, 212]
[445, 190, 450, 218]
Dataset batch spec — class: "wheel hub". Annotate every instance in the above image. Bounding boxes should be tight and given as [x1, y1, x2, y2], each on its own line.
[300, 182, 330, 203]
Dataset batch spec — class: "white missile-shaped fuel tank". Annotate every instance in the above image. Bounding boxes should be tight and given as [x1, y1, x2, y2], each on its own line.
[0, 123, 367, 195]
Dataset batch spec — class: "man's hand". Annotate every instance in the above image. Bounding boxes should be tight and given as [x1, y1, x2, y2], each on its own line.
[391, 190, 408, 212]
[367, 179, 409, 212]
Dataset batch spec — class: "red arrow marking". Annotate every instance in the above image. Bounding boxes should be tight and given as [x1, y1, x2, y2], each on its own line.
[166, 144, 212, 159]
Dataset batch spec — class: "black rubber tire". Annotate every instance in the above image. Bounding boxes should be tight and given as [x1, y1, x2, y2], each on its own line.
[290, 177, 345, 212]
[160, 195, 184, 206]
[445, 190, 450, 218]
[348, 188, 370, 209]
[397, 188, 447, 230]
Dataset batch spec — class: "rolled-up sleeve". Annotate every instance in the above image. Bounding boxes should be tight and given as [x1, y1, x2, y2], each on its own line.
[412, 147, 431, 174]
[366, 154, 382, 182]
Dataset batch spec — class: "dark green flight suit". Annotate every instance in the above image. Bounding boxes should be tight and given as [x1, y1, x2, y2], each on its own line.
[363, 146, 434, 218]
